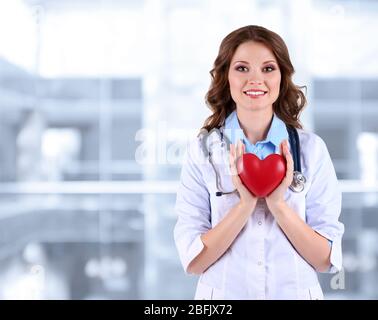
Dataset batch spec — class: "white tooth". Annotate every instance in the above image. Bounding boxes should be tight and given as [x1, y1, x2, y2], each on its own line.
[246, 91, 265, 96]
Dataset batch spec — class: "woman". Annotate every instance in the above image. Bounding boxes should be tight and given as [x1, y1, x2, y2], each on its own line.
[174, 25, 344, 300]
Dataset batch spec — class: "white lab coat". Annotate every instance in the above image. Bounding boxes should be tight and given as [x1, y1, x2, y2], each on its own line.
[174, 128, 344, 300]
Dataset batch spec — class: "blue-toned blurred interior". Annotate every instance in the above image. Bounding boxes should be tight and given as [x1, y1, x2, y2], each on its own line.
[0, 0, 377, 299]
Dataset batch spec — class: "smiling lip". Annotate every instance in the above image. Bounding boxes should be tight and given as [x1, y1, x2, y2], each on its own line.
[243, 89, 267, 99]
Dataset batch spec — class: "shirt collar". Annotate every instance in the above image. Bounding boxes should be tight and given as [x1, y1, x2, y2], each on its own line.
[224, 110, 288, 147]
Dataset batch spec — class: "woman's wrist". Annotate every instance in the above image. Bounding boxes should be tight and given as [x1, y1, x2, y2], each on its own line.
[267, 200, 288, 216]
[237, 200, 256, 215]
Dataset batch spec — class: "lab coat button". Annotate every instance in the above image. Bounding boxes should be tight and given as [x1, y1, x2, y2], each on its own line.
[258, 221, 262, 226]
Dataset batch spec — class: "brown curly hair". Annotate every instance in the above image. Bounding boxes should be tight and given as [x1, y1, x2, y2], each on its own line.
[202, 25, 306, 132]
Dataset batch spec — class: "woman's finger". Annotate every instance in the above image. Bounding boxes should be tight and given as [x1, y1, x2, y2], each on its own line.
[280, 139, 285, 155]
[283, 140, 294, 183]
[229, 144, 238, 176]
[238, 139, 244, 158]
[285, 140, 294, 171]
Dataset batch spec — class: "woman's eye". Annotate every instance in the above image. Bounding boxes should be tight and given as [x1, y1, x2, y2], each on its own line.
[263, 66, 275, 72]
[236, 66, 248, 72]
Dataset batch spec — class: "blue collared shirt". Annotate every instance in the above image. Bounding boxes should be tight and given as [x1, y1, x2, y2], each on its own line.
[224, 110, 288, 159]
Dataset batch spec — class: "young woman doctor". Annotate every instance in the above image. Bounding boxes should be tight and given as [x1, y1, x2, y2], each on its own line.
[174, 25, 344, 300]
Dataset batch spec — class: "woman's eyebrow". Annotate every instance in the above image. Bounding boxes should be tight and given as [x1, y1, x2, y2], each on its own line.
[233, 60, 277, 65]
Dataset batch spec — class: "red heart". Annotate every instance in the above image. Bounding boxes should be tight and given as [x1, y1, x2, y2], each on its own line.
[236, 153, 286, 198]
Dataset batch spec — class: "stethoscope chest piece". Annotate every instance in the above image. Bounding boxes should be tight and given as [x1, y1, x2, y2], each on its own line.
[289, 171, 306, 193]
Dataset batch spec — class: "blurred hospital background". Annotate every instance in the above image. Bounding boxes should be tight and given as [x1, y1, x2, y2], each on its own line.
[0, 0, 377, 299]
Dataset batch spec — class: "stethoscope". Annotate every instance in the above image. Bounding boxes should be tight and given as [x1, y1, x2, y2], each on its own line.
[200, 125, 306, 197]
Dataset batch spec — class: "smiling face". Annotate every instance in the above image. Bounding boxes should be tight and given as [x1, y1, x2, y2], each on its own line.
[228, 41, 281, 113]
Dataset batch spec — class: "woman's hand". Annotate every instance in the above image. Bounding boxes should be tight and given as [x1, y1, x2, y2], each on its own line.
[229, 140, 258, 213]
[265, 139, 294, 214]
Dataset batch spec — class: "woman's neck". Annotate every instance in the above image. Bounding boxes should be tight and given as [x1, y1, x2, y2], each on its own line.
[236, 107, 274, 145]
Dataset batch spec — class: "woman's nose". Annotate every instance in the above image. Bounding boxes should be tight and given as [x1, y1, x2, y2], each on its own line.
[248, 79, 263, 85]
[247, 71, 263, 84]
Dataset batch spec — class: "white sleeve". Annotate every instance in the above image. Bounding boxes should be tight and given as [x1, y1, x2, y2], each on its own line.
[305, 135, 344, 273]
[173, 138, 211, 274]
